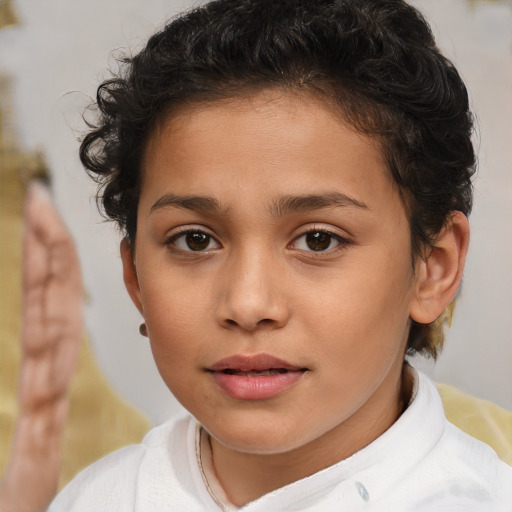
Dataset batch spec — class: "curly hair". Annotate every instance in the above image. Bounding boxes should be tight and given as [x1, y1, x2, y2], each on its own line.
[80, 0, 475, 358]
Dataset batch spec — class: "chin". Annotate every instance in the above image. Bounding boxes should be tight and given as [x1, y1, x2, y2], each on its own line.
[204, 415, 315, 455]
[213, 433, 303, 455]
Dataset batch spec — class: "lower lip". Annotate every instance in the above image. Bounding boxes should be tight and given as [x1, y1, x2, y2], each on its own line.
[210, 371, 305, 400]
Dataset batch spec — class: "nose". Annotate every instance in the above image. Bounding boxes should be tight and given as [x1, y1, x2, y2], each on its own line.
[215, 248, 290, 332]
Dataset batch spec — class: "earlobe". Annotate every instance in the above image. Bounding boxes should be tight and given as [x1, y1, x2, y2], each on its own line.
[120, 238, 144, 315]
[409, 211, 470, 324]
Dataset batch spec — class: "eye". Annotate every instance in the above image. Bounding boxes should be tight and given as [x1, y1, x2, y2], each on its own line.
[292, 230, 347, 252]
[166, 230, 220, 252]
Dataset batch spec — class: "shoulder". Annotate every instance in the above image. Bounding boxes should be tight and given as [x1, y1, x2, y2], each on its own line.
[428, 374, 512, 496]
[398, 371, 512, 510]
[397, 422, 512, 511]
[437, 381, 512, 465]
[48, 443, 146, 511]
[437, 421, 512, 494]
[48, 414, 195, 512]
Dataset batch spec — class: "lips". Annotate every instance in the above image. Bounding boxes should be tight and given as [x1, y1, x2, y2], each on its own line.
[208, 354, 308, 400]
[221, 368, 289, 376]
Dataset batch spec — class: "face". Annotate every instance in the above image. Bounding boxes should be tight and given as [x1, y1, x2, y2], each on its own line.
[123, 91, 422, 460]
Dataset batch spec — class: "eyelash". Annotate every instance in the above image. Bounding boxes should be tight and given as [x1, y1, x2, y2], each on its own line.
[163, 226, 351, 255]
[164, 227, 220, 253]
[290, 227, 351, 255]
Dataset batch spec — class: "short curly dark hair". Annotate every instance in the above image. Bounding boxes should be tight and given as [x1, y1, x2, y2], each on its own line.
[80, 0, 475, 358]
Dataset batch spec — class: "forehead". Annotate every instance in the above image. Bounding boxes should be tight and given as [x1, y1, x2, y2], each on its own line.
[140, 91, 401, 217]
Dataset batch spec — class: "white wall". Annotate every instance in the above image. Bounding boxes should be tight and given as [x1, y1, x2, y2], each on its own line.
[410, 0, 512, 410]
[0, 0, 510, 425]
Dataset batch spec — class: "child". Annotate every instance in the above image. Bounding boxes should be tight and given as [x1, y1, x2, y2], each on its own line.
[49, 0, 512, 510]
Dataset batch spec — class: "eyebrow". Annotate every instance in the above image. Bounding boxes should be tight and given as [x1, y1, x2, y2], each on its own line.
[268, 192, 368, 217]
[150, 194, 225, 214]
[150, 192, 368, 216]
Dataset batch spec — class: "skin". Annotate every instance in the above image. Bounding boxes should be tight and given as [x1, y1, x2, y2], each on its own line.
[0, 183, 83, 512]
[122, 90, 469, 506]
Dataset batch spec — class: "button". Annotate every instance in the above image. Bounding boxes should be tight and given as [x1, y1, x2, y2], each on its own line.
[355, 481, 369, 502]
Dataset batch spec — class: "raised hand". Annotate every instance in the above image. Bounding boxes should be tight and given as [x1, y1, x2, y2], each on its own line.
[0, 183, 83, 512]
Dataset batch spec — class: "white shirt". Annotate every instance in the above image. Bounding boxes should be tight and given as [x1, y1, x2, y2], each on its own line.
[49, 370, 512, 511]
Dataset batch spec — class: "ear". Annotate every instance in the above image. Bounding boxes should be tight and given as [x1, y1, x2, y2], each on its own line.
[120, 238, 144, 315]
[409, 211, 470, 324]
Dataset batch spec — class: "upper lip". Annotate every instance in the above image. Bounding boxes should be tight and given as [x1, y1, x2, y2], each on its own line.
[208, 353, 306, 372]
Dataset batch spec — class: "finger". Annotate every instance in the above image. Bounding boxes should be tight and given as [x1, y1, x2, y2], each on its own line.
[19, 182, 83, 406]
[24, 182, 76, 252]
[0, 397, 68, 512]
[22, 182, 83, 354]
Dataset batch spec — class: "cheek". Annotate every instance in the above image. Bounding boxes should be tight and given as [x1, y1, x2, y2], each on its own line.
[144, 292, 206, 405]
[140, 275, 212, 365]
[298, 255, 413, 359]
[146, 297, 209, 353]
[140, 263, 211, 323]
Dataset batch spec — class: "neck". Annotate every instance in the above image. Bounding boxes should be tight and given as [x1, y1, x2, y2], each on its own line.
[207, 363, 413, 507]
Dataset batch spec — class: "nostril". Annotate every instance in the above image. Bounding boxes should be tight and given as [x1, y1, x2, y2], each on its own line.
[222, 317, 275, 331]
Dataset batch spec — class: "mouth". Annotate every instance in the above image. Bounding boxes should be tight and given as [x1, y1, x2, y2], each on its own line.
[220, 368, 298, 376]
[207, 354, 308, 400]
[208, 353, 308, 374]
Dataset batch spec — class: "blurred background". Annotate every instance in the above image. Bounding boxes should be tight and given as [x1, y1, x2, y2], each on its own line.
[0, 0, 511, 426]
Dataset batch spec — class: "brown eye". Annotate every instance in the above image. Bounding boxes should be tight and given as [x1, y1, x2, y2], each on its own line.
[186, 232, 210, 251]
[291, 229, 346, 253]
[305, 231, 333, 251]
[167, 230, 220, 252]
